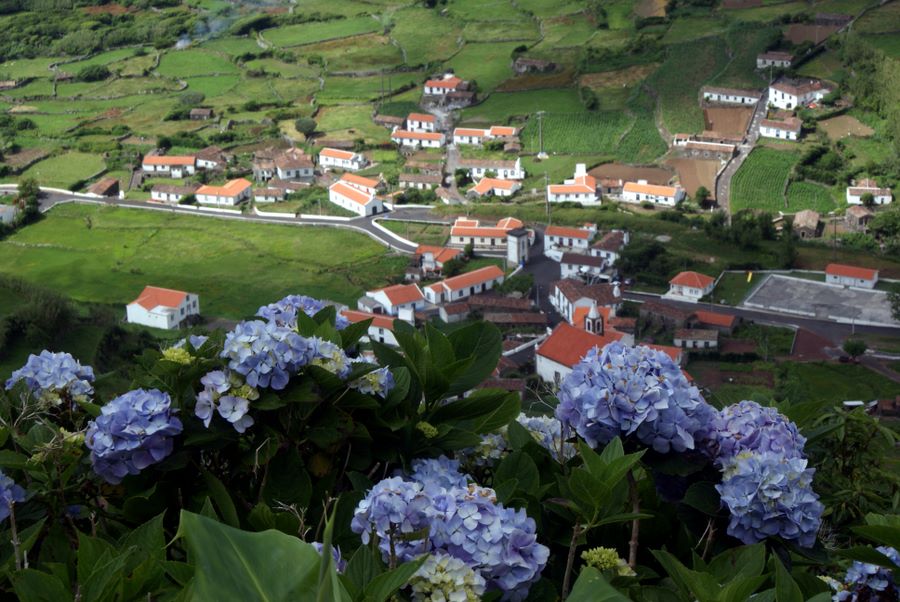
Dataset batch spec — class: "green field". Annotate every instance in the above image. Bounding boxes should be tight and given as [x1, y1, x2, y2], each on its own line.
[521, 111, 633, 154]
[617, 90, 668, 163]
[157, 49, 239, 77]
[379, 220, 450, 246]
[0, 204, 406, 318]
[263, 17, 381, 48]
[711, 271, 757, 305]
[784, 181, 837, 212]
[731, 147, 799, 213]
[461, 89, 585, 123]
[19, 152, 106, 189]
[444, 42, 521, 93]
[390, 8, 463, 64]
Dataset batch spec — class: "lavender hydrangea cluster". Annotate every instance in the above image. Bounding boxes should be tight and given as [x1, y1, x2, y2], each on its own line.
[715, 451, 823, 548]
[349, 364, 395, 397]
[713, 400, 806, 460]
[256, 294, 349, 330]
[555, 343, 713, 454]
[0, 471, 25, 522]
[221, 320, 323, 390]
[516, 414, 576, 463]
[5, 350, 95, 406]
[352, 457, 549, 601]
[831, 546, 900, 601]
[409, 552, 486, 602]
[85, 389, 183, 484]
[311, 542, 347, 573]
[458, 432, 508, 469]
[194, 370, 258, 433]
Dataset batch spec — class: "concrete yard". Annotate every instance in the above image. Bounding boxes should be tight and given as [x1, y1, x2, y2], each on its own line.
[743, 274, 897, 327]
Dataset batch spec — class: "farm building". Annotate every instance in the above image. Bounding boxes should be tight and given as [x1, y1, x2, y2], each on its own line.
[360, 284, 425, 316]
[340, 173, 383, 195]
[768, 77, 832, 110]
[760, 117, 802, 140]
[141, 155, 196, 178]
[319, 148, 367, 171]
[449, 216, 525, 251]
[674, 329, 719, 350]
[391, 129, 445, 149]
[640, 300, 694, 330]
[846, 178, 892, 205]
[453, 128, 490, 145]
[406, 113, 437, 132]
[845, 205, 875, 232]
[756, 51, 794, 69]
[458, 157, 525, 180]
[792, 210, 821, 239]
[327, 181, 383, 217]
[423, 265, 506, 304]
[701, 86, 761, 106]
[560, 253, 606, 280]
[86, 178, 119, 198]
[663, 271, 715, 303]
[549, 279, 621, 325]
[590, 230, 629, 266]
[399, 173, 442, 190]
[189, 108, 213, 120]
[544, 225, 594, 256]
[547, 164, 599, 205]
[253, 188, 286, 203]
[423, 73, 463, 95]
[274, 149, 314, 180]
[340, 310, 399, 347]
[513, 57, 556, 73]
[683, 141, 736, 160]
[825, 263, 878, 289]
[126, 286, 199, 330]
[196, 146, 231, 170]
[468, 177, 521, 198]
[622, 181, 684, 206]
[196, 179, 252, 206]
[150, 184, 198, 204]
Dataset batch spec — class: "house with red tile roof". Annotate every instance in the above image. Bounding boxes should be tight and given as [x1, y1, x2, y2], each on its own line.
[391, 129, 445, 149]
[622, 180, 684, 206]
[544, 224, 595, 256]
[415, 245, 463, 277]
[340, 310, 399, 347]
[318, 147, 367, 171]
[535, 322, 626, 386]
[768, 77, 832, 110]
[424, 73, 463, 95]
[846, 178, 892, 206]
[663, 271, 716, 303]
[340, 173, 383, 195]
[825, 263, 878, 289]
[423, 265, 505, 304]
[360, 283, 425, 316]
[547, 164, 598, 205]
[590, 230, 629, 266]
[453, 127, 490, 145]
[126, 286, 199, 330]
[406, 113, 437, 132]
[327, 181, 384, 216]
[693, 309, 738, 334]
[141, 154, 196, 178]
[549, 279, 622, 324]
[468, 177, 521, 198]
[196, 178, 252, 206]
[458, 157, 524, 180]
[449, 216, 525, 251]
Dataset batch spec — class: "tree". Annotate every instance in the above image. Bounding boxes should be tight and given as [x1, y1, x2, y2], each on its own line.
[778, 218, 797, 269]
[860, 192, 875, 207]
[694, 186, 710, 207]
[294, 118, 317, 137]
[442, 257, 463, 277]
[842, 338, 867, 359]
[888, 286, 900, 323]
[463, 242, 474, 259]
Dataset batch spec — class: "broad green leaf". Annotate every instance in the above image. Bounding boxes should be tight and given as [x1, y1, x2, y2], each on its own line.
[717, 576, 767, 602]
[261, 448, 312, 508]
[431, 389, 520, 434]
[0, 450, 29, 469]
[598, 437, 625, 463]
[12, 569, 72, 602]
[340, 317, 372, 349]
[653, 549, 721, 602]
[345, 545, 382, 595]
[362, 557, 426, 602]
[202, 470, 240, 528]
[773, 555, 802, 602]
[566, 567, 632, 601]
[706, 544, 766, 581]
[444, 321, 502, 397]
[682, 482, 723, 517]
[852, 525, 900, 550]
[495, 451, 539, 493]
[176, 510, 321, 601]
[836, 546, 900, 569]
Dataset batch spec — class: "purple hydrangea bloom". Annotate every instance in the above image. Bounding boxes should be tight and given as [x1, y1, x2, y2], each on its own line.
[221, 320, 321, 390]
[5, 350, 94, 405]
[714, 400, 807, 461]
[835, 546, 900, 601]
[311, 542, 347, 573]
[194, 370, 257, 433]
[85, 389, 183, 484]
[516, 413, 576, 463]
[556, 342, 713, 453]
[349, 364, 395, 397]
[409, 456, 469, 491]
[310, 339, 352, 379]
[716, 451, 823, 548]
[350, 476, 434, 558]
[172, 335, 209, 350]
[0, 471, 25, 522]
[256, 295, 349, 330]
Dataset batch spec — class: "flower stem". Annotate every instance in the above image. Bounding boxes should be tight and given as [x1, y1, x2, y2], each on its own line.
[561, 523, 583, 599]
[9, 502, 22, 571]
[627, 471, 640, 569]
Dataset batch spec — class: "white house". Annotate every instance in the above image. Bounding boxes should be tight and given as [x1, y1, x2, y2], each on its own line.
[195, 146, 231, 170]
[327, 181, 383, 217]
[459, 157, 525, 180]
[544, 225, 593, 255]
[142, 155, 196, 178]
[759, 117, 802, 141]
[488, 125, 518, 138]
[275, 150, 314, 180]
[547, 164, 598, 205]
[391, 129, 445, 149]
[361, 284, 425, 315]
[406, 113, 437, 132]
[825, 263, 878, 289]
[622, 181, 684, 206]
[253, 188, 286, 203]
[399, 173, 442, 190]
[590, 230, 628, 266]
[453, 128, 489, 145]
[195, 178, 252, 206]
[415, 245, 463, 277]
[674, 329, 719, 350]
[424, 73, 463, 95]
[340, 310, 399, 347]
[340, 173, 382, 196]
[701, 86, 761, 106]
[663, 271, 715, 303]
[468, 177, 520, 198]
[126, 286, 199, 330]
[319, 148, 367, 171]
[535, 322, 626, 387]
[757, 51, 793, 69]
[846, 178, 892, 205]
[423, 265, 505, 304]
[549, 279, 621, 325]
[768, 78, 832, 110]
[560, 253, 606, 280]
[150, 184, 198, 204]
[449, 216, 524, 251]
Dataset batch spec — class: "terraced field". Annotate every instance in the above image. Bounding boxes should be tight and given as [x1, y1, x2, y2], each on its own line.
[521, 111, 634, 154]
[731, 148, 799, 212]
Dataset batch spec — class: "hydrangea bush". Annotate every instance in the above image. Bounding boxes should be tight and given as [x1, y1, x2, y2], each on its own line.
[0, 297, 890, 601]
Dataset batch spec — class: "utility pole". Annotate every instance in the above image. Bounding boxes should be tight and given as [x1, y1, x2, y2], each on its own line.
[544, 171, 551, 224]
[536, 110, 547, 159]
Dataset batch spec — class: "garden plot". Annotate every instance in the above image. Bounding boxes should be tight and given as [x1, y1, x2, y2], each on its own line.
[703, 107, 754, 137]
[589, 163, 675, 186]
[819, 115, 875, 141]
[743, 274, 897, 326]
[262, 17, 381, 48]
[784, 24, 840, 44]
[667, 158, 720, 200]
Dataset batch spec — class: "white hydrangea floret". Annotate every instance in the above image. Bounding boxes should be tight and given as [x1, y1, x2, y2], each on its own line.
[409, 552, 486, 602]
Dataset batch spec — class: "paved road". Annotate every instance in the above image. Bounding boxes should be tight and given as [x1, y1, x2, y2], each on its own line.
[715, 96, 768, 216]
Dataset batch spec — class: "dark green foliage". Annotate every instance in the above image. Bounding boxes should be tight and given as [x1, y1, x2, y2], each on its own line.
[294, 117, 317, 137]
[495, 272, 533, 295]
[617, 240, 680, 287]
[841, 338, 867, 359]
[75, 64, 111, 82]
[795, 144, 845, 186]
[704, 210, 776, 250]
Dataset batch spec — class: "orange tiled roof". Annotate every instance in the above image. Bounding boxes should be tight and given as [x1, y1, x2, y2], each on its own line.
[416, 244, 462, 264]
[624, 181, 679, 197]
[340, 309, 396, 330]
[536, 322, 624, 367]
[693, 310, 736, 328]
[320, 148, 357, 160]
[408, 112, 436, 122]
[438, 265, 504, 291]
[131, 285, 188, 310]
[340, 173, 380, 189]
[425, 76, 462, 89]
[372, 283, 424, 305]
[392, 130, 444, 141]
[669, 271, 715, 288]
[488, 125, 518, 137]
[825, 263, 878, 280]
[329, 181, 374, 206]
[545, 225, 592, 240]
[143, 155, 195, 166]
[572, 305, 611, 330]
[471, 177, 516, 195]
[196, 178, 252, 197]
[454, 128, 489, 137]
[496, 217, 523, 229]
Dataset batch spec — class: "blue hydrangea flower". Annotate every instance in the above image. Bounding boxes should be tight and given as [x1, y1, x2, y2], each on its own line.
[556, 343, 713, 453]
[409, 456, 469, 492]
[714, 400, 807, 461]
[256, 295, 349, 330]
[409, 552, 486, 602]
[350, 476, 433, 558]
[0, 471, 25, 522]
[311, 542, 347, 573]
[458, 432, 509, 470]
[349, 364, 395, 397]
[85, 389, 183, 484]
[834, 546, 900, 601]
[5, 350, 94, 406]
[716, 451, 823, 548]
[221, 320, 321, 390]
[310, 339, 352, 379]
[171, 334, 209, 350]
[194, 370, 257, 433]
[516, 413, 576, 463]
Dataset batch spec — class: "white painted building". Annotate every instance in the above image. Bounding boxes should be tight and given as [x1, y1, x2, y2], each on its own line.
[340, 310, 399, 347]
[468, 177, 520, 198]
[674, 329, 719, 350]
[622, 181, 684, 206]
[453, 128, 489, 145]
[150, 184, 198, 204]
[757, 51, 793, 69]
[126, 286, 199, 330]
[406, 113, 437, 132]
[391, 129, 445, 148]
[141, 155, 196, 178]
[361, 284, 425, 316]
[768, 78, 832, 110]
[423, 265, 505, 304]
[544, 225, 593, 255]
[459, 157, 525, 180]
[535, 322, 625, 387]
[327, 181, 383, 217]
[560, 253, 606, 279]
[663, 271, 715, 303]
[253, 188, 285, 203]
[424, 73, 463, 96]
[759, 117, 801, 141]
[547, 164, 599, 205]
[195, 179, 252, 206]
[846, 178, 892, 206]
[825, 263, 878, 289]
[701, 86, 761, 106]
[275, 151, 314, 180]
[590, 230, 628, 266]
[449, 216, 525, 251]
[319, 148, 367, 171]
[549, 279, 621, 325]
